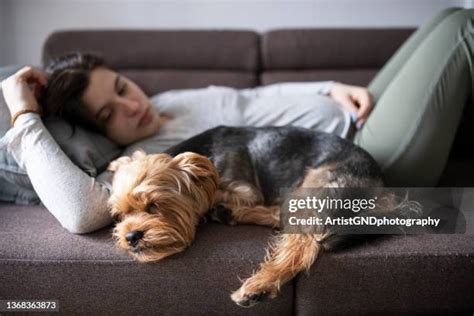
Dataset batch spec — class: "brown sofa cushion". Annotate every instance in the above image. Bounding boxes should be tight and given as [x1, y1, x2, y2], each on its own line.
[261, 29, 414, 70]
[260, 29, 414, 87]
[0, 203, 292, 315]
[42, 30, 260, 95]
[2, 203, 473, 314]
[295, 234, 474, 315]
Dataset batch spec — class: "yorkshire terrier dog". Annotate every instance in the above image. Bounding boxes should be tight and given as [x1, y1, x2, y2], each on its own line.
[108, 126, 408, 307]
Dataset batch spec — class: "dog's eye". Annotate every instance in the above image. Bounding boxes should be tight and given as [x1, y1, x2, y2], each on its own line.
[111, 213, 121, 222]
[145, 204, 155, 214]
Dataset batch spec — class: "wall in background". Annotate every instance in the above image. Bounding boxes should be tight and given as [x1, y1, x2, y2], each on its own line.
[0, 0, 468, 66]
[0, 2, 7, 65]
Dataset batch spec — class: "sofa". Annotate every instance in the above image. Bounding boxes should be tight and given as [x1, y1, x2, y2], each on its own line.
[1, 29, 473, 315]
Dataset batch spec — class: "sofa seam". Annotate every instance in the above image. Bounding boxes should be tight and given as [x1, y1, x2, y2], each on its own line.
[0, 252, 472, 265]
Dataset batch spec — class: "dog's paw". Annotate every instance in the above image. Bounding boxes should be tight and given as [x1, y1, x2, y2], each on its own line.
[231, 290, 269, 308]
[230, 282, 277, 308]
[208, 204, 235, 225]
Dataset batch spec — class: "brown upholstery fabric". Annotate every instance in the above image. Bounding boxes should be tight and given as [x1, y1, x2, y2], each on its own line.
[42, 30, 260, 95]
[43, 30, 260, 71]
[0, 204, 292, 315]
[295, 235, 474, 315]
[1, 203, 473, 315]
[259, 29, 413, 89]
[261, 29, 414, 70]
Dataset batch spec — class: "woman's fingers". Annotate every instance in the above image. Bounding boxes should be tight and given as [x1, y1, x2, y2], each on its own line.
[338, 94, 359, 114]
[1, 66, 46, 117]
[329, 83, 359, 119]
[16, 66, 48, 86]
[329, 83, 375, 130]
[354, 88, 373, 121]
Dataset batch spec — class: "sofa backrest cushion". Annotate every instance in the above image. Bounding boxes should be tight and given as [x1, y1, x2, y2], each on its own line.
[43, 29, 415, 90]
[42, 30, 260, 96]
[260, 28, 414, 86]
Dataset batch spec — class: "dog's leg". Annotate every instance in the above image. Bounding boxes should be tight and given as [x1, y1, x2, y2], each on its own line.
[228, 165, 335, 306]
[229, 205, 279, 227]
[210, 202, 280, 228]
[230, 233, 322, 307]
[216, 182, 262, 205]
[211, 204, 280, 227]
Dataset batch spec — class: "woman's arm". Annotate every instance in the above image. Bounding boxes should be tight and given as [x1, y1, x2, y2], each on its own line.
[2, 66, 113, 234]
[7, 113, 113, 233]
[240, 81, 373, 128]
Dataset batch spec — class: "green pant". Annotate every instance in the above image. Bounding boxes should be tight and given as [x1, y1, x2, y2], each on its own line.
[354, 8, 474, 186]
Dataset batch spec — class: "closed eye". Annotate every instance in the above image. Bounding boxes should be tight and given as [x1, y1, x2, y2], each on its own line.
[96, 105, 113, 122]
[145, 203, 157, 214]
[118, 82, 128, 96]
[110, 209, 123, 222]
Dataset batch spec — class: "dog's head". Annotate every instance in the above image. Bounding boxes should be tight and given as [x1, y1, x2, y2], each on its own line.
[108, 150, 219, 262]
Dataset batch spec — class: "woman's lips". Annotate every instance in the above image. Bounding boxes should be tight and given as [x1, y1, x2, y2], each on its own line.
[138, 108, 152, 127]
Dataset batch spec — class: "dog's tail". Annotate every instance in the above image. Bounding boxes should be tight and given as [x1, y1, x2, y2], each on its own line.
[317, 191, 422, 252]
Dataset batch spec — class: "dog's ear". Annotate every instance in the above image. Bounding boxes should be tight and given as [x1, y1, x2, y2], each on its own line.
[107, 150, 147, 172]
[171, 152, 219, 205]
[171, 152, 218, 181]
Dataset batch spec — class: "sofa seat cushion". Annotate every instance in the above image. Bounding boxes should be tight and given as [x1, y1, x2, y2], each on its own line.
[0, 203, 292, 315]
[295, 234, 474, 315]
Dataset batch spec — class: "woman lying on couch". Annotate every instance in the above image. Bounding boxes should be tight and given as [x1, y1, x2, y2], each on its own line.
[2, 8, 473, 234]
[2, 56, 365, 232]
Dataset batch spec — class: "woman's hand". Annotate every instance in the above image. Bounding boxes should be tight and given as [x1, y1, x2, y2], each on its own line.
[329, 82, 373, 128]
[1, 66, 47, 120]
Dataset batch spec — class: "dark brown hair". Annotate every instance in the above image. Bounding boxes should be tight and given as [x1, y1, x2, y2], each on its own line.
[42, 52, 105, 132]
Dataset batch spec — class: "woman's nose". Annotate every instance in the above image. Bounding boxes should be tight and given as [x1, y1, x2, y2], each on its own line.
[119, 98, 141, 116]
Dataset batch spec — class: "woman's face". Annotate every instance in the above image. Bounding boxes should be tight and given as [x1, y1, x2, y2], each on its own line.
[82, 67, 160, 145]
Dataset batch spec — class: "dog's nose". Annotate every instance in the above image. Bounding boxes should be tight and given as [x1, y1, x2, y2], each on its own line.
[125, 230, 144, 247]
